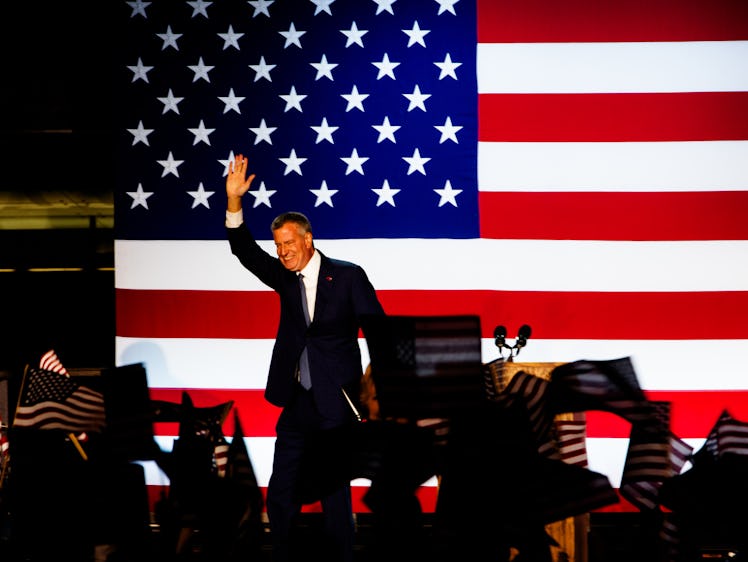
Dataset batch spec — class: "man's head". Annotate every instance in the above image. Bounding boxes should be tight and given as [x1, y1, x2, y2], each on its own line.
[271, 212, 314, 272]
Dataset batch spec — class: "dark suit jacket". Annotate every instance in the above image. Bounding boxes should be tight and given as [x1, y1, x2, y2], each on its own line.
[227, 223, 385, 422]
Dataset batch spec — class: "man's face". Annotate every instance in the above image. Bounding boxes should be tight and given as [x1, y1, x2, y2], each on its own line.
[273, 222, 314, 272]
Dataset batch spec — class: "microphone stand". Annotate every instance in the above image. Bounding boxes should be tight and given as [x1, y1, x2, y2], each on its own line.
[493, 324, 532, 361]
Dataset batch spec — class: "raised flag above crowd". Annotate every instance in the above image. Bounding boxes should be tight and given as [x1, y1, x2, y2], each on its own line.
[13, 367, 106, 434]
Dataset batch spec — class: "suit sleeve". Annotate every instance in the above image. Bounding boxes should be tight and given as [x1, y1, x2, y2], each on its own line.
[226, 223, 282, 289]
[352, 264, 385, 318]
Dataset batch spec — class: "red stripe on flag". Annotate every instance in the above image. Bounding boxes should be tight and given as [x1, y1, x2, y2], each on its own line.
[479, 93, 748, 142]
[479, 191, 748, 241]
[477, 0, 748, 42]
[149, 388, 748, 440]
[150, 388, 280, 438]
[586, 390, 748, 438]
[117, 288, 748, 340]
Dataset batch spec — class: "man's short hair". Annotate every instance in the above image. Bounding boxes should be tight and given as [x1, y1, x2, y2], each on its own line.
[271, 211, 312, 235]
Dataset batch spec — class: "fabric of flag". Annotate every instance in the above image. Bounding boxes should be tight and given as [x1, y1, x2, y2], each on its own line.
[618, 401, 693, 511]
[553, 419, 588, 468]
[691, 409, 748, 461]
[39, 349, 69, 376]
[13, 367, 106, 433]
[115, 0, 748, 513]
[658, 409, 748, 560]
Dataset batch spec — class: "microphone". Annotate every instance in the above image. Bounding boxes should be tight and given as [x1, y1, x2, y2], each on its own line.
[514, 324, 532, 353]
[493, 325, 507, 349]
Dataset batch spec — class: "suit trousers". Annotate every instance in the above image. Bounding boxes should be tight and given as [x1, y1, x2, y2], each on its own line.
[267, 383, 355, 562]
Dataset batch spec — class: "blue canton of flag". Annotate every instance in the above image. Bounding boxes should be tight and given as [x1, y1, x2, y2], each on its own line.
[117, 0, 478, 241]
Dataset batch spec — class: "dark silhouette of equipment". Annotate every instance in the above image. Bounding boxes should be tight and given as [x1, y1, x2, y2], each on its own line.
[493, 324, 532, 360]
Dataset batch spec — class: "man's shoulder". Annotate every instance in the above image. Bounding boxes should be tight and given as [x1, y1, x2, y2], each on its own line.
[321, 252, 362, 271]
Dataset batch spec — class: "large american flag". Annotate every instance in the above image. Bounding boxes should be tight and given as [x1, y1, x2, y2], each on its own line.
[115, 0, 748, 512]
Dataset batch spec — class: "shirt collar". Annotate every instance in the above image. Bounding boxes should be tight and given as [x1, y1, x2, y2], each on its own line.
[299, 249, 321, 283]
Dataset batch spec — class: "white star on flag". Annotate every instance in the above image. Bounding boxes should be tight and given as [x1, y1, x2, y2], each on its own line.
[249, 181, 276, 207]
[127, 58, 153, 83]
[342, 85, 368, 112]
[218, 88, 245, 114]
[126, 184, 153, 209]
[435, 53, 461, 80]
[279, 149, 306, 175]
[373, 0, 396, 16]
[250, 119, 277, 145]
[188, 120, 215, 145]
[341, 148, 369, 175]
[404, 85, 431, 111]
[311, 54, 338, 81]
[280, 22, 306, 49]
[311, 180, 338, 207]
[126, 0, 150, 18]
[311, 0, 334, 16]
[249, 56, 276, 82]
[280, 86, 307, 112]
[311, 117, 338, 144]
[341, 22, 367, 48]
[157, 25, 182, 50]
[188, 57, 214, 82]
[403, 148, 430, 175]
[373, 116, 400, 143]
[248, 0, 273, 17]
[373, 53, 400, 80]
[434, 179, 462, 207]
[435, 116, 462, 144]
[157, 89, 183, 114]
[158, 152, 184, 178]
[372, 179, 400, 207]
[435, 0, 459, 16]
[187, 0, 211, 18]
[127, 121, 154, 146]
[403, 21, 430, 48]
[187, 182, 215, 209]
[218, 25, 243, 50]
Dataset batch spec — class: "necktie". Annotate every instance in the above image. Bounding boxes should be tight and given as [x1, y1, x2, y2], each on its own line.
[298, 273, 312, 389]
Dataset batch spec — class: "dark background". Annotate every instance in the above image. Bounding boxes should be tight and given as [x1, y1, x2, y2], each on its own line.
[1, 1, 117, 383]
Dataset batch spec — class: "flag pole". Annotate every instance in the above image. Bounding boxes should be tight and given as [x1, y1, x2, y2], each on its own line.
[341, 388, 362, 422]
[66, 433, 88, 461]
[13, 364, 31, 418]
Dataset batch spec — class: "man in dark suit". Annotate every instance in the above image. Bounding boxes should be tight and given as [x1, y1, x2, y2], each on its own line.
[225, 153, 385, 562]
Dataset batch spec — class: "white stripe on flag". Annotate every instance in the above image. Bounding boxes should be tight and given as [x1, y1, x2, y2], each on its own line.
[115, 239, 748, 292]
[117, 336, 748, 392]
[477, 41, 748, 94]
[478, 141, 748, 191]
